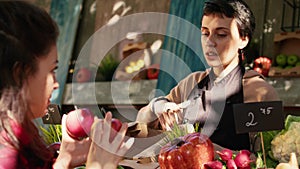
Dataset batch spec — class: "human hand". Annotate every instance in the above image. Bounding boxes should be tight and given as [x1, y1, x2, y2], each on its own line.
[85, 112, 134, 169]
[53, 114, 92, 169]
[157, 102, 184, 131]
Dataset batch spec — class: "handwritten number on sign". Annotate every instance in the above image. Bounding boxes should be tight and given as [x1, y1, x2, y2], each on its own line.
[246, 112, 258, 127]
[260, 107, 273, 115]
[245, 107, 273, 127]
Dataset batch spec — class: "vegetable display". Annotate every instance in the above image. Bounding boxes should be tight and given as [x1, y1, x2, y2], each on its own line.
[258, 115, 300, 168]
[271, 115, 300, 164]
[205, 149, 254, 169]
[158, 132, 214, 169]
[275, 153, 299, 169]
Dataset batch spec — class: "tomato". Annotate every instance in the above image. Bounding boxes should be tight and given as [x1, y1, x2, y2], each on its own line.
[76, 67, 92, 83]
[147, 64, 160, 79]
[158, 132, 214, 169]
[253, 56, 272, 76]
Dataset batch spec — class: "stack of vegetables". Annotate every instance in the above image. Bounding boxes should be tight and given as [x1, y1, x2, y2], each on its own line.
[259, 115, 300, 168]
[159, 115, 300, 169]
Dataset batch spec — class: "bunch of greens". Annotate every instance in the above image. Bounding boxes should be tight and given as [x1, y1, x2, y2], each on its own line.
[96, 54, 120, 81]
[40, 124, 62, 145]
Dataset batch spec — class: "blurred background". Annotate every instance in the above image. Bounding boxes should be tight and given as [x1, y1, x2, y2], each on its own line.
[31, 0, 300, 122]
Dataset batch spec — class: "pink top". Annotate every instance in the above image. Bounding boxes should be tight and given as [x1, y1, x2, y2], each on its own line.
[0, 120, 54, 169]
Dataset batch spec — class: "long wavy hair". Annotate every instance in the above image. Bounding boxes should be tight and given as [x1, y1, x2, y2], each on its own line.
[0, 1, 59, 166]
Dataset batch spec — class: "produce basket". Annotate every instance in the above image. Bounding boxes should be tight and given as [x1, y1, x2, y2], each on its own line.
[269, 32, 300, 77]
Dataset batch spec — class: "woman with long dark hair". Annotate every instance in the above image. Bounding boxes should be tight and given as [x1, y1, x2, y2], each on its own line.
[0, 1, 133, 168]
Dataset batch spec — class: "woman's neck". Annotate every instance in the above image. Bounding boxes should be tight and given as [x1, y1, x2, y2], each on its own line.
[212, 61, 239, 78]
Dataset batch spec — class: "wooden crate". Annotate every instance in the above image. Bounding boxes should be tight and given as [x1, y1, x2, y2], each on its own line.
[269, 31, 300, 77]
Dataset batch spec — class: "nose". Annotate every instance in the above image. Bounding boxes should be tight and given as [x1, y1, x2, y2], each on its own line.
[53, 76, 59, 90]
[204, 35, 216, 47]
[54, 81, 59, 90]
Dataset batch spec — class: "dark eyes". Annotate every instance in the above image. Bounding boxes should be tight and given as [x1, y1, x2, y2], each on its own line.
[217, 34, 227, 37]
[51, 66, 58, 74]
[201, 32, 227, 38]
[201, 32, 209, 36]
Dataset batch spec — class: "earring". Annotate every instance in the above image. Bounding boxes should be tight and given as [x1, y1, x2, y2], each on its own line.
[239, 49, 245, 61]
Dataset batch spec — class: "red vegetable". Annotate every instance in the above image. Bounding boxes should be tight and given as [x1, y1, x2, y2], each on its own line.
[76, 67, 92, 83]
[216, 148, 233, 162]
[226, 159, 237, 169]
[147, 64, 160, 79]
[158, 132, 214, 169]
[253, 56, 272, 77]
[48, 142, 61, 157]
[239, 150, 251, 156]
[109, 118, 122, 142]
[66, 108, 94, 140]
[204, 160, 223, 169]
[48, 142, 61, 152]
[234, 151, 253, 168]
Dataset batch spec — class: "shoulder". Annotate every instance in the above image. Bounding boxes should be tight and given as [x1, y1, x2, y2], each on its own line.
[243, 70, 279, 102]
[0, 144, 19, 169]
[180, 70, 209, 83]
[243, 70, 270, 87]
[166, 70, 209, 102]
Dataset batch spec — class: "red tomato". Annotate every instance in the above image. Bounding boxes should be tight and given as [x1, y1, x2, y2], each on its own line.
[76, 67, 92, 83]
[147, 64, 160, 79]
[158, 132, 214, 169]
[253, 56, 272, 76]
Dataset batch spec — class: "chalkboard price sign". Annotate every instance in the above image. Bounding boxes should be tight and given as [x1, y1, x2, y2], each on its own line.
[233, 101, 284, 134]
[42, 104, 62, 124]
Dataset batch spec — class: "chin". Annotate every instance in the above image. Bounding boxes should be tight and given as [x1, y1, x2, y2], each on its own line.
[205, 57, 221, 65]
[207, 61, 222, 67]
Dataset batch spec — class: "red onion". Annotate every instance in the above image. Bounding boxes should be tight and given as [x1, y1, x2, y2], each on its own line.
[204, 160, 223, 169]
[216, 148, 233, 162]
[234, 151, 253, 168]
[66, 108, 94, 140]
[226, 159, 237, 169]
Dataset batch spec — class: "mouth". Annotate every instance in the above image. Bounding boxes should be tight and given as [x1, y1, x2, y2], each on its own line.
[205, 51, 219, 60]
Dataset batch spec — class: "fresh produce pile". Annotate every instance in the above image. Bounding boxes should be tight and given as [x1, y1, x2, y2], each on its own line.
[271, 115, 300, 163]
[275, 54, 300, 69]
[205, 149, 254, 169]
[158, 116, 300, 169]
[158, 132, 214, 169]
[158, 124, 256, 169]
[275, 152, 298, 169]
[259, 115, 300, 168]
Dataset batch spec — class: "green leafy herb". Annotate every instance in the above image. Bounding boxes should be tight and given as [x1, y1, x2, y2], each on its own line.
[40, 124, 62, 145]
